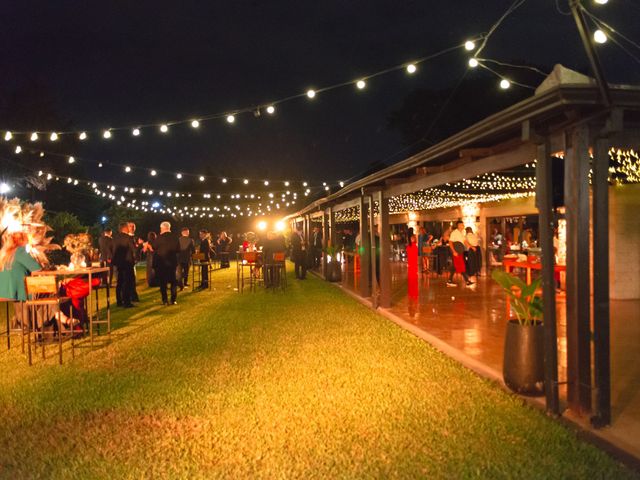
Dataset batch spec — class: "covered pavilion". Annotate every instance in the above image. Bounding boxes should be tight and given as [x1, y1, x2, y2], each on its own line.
[285, 65, 640, 458]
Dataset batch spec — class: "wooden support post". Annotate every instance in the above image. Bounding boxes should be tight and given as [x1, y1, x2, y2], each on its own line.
[591, 137, 611, 427]
[564, 125, 592, 416]
[369, 194, 378, 308]
[321, 209, 329, 279]
[535, 138, 560, 416]
[358, 195, 371, 298]
[377, 190, 391, 308]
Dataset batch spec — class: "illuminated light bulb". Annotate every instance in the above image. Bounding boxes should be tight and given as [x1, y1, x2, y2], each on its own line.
[243, 179, 249, 185]
[356, 79, 366, 90]
[103, 130, 112, 139]
[176, 173, 182, 179]
[191, 119, 200, 128]
[98, 162, 103, 167]
[50, 132, 58, 141]
[264, 180, 269, 186]
[468, 58, 479, 68]
[339, 181, 345, 188]
[594, 0, 608, 4]
[266, 105, 275, 115]
[284, 181, 290, 187]
[593, 29, 607, 44]
[226, 115, 235, 124]
[68, 156, 75, 164]
[30, 132, 39, 141]
[125, 166, 131, 172]
[500, 79, 511, 89]
[199, 176, 205, 182]
[406, 64, 417, 74]
[222, 178, 227, 183]
[150, 170, 157, 176]
[306, 89, 316, 99]
[160, 124, 169, 133]
[465, 40, 476, 51]
[132, 128, 141, 136]
[257, 220, 267, 231]
[4, 131, 12, 141]
[303, 182, 308, 187]
[79, 132, 87, 140]
[15, 146, 22, 154]
[39, 152, 44, 157]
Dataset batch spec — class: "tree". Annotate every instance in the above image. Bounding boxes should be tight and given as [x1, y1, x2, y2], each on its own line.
[46, 211, 86, 245]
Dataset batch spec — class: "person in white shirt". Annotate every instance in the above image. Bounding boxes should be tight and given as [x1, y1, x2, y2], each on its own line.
[447, 221, 474, 287]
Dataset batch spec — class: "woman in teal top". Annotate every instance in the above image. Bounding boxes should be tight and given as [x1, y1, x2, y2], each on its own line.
[0, 232, 42, 301]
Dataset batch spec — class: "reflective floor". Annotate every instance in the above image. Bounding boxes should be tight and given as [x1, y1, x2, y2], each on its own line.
[338, 259, 640, 458]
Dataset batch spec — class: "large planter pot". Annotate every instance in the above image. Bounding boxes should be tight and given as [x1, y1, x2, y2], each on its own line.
[326, 261, 342, 282]
[503, 320, 545, 396]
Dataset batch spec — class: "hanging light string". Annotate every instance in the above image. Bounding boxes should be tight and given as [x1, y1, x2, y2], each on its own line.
[2, 142, 341, 187]
[473, 58, 549, 77]
[474, 0, 529, 58]
[0, 37, 486, 142]
[580, 6, 640, 67]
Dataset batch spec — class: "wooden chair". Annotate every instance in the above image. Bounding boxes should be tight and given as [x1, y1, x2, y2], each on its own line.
[23, 276, 74, 365]
[240, 251, 260, 292]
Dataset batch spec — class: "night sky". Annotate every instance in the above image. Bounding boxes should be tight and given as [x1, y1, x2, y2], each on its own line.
[1, 1, 638, 193]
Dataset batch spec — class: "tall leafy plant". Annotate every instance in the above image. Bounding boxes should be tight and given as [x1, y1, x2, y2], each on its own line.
[491, 269, 543, 326]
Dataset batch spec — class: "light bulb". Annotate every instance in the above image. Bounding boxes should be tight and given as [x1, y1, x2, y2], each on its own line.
[150, 170, 157, 176]
[594, 29, 607, 44]
[406, 64, 417, 74]
[199, 176, 205, 182]
[284, 181, 290, 187]
[50, 132, 58, 141]
[465, 40, 476, 51]
[191, 119, 200, 128]
[103, 130, 112, 139]
[468, 58, 479, 68]
[125, 166, 131, 172]
[15, 146, 22, 154]
[264, 180, 269, 186]
[132, 128, 141, 136]
[30, 132, 38, 141]
[594, 0, 608, 4]
[79, 132, 87, 140]
[222, 178, 227, 183]
[68, 156, 75, 164]
[243, 179, 249, 185]
[500, 79, 511, 89]
[160, 124, 169, 133]
[356, 79, 366, 89]
[266, 105, 275, 115]
[306, 89, 316, 99]
[4, 131, 12, 141]
[176, 173, 182, 179]
[226, 115, 235, 123]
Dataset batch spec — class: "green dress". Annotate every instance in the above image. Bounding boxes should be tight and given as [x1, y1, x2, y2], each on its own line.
[0, 247, 42, 301]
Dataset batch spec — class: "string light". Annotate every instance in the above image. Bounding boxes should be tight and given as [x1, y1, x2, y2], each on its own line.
[176, 173, 182, 179]
[464, 40, 476, 51]
[15, 146, 22, 154]
[406, 64, 417, 74]
[125, 166, 131, 172]
[306, 89, 316, 99]
[593, 29, 607, 44]
[150, 170, 157, 176]
[226, 115, 235, 124]
[266, 106, 275, 115]
[500, 79, 511, 89]
[199, 176, 205, 182]
[132, 128, 141, 136]
[222, 178, 228, 183]
[160, 124, 169, 133]
[79, 132, 87, 140]
[68, 156, 75, 164]
[594, 0, 608, 5]
[356, 79, 366, 90]
[243, 179, 249, 185]
[30, 132, 38, 141]
[468, 58, 479, 68]
[191, 120, 200, 128]
[4, 132, 12, 141]
[50, 132, 58, 141]
[103, 130, 112, 139]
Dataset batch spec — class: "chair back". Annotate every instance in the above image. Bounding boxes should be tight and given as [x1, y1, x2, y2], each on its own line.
[25, 276, 57, 296]
[243, 251, 257, 263]
[273, 252, 286, 262]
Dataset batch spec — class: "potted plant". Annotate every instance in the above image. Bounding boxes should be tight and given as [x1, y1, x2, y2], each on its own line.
[324, 245, 342, 282]
[491, 269, 544, 396]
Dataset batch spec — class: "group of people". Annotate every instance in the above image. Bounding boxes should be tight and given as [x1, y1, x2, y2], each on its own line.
[98, 223, 233, 307]
[289, 225, 323, 280]
[406, 221, 482, 288]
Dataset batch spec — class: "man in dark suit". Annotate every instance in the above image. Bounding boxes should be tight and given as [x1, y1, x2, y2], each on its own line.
[197, 230, 211, 290]
[178, 227, 195, 289]
[311, 226, 323, 268]
[112, 222, 135, 308]
[153, 221, 180, 305]
[290, 226, 307, 280]
[98, 228, 114, 286]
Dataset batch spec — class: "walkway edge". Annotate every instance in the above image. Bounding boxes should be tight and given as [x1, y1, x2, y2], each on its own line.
[322, 277, 640, 472]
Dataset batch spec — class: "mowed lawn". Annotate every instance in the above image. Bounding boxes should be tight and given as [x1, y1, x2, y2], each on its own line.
[0, 265, 636, 479]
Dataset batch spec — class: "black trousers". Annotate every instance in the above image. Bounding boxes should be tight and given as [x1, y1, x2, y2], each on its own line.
[201, 263, 209, 287]
[115, 262, 134, 306]
[179, 262, 190, 285]
[130, 264, 139, 302]
[294, 252, 306, 279]
[158, 266, 177, 304]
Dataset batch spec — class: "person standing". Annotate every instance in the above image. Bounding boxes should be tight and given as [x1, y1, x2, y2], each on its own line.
[178, 227, 195, 289]
[128, 222, 142, 302]
[311, 226, 323, 268]
[465, 226, 481, 278]
[153, 222, 180, 305]
[290, 226, 307, 280]
[98, 228, 114, 286]
[417, 227, 433, 273]
[112, 222, 135, 308]
[217, 231, 231, 268]
[447, 220, 474, 288]
[197, 230, 211, 290]
[143, 231, 158, 287]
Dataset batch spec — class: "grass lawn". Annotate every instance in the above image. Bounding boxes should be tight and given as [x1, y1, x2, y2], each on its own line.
[0, 264, 636, 479]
